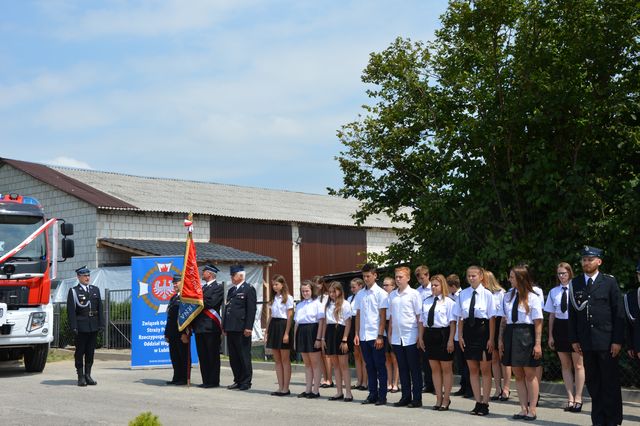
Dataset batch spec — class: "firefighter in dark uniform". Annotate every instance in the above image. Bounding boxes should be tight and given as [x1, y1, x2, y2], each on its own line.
[191, 264, 224, 388]
[223, 265, 257, 391]
[624, 261, 640, 361]
[568, 246, 625, 426]
[67, 266, 104, 387]
[164, 274, 189, 385]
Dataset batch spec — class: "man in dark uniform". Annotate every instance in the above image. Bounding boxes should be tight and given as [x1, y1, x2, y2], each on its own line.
[223, 265, 257, 391]
[191, 264, 224, 388]
[67, 266, 104, 387]
[624, 260, 640, 361]
[164, 274, 189, 385]
[568, 246, 625, 426]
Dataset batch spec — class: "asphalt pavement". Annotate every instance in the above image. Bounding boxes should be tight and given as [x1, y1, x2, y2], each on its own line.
[1, 358, 639, 426]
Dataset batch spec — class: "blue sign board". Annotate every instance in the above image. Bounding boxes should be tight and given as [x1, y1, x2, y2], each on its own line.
[131, 256, 198, 368]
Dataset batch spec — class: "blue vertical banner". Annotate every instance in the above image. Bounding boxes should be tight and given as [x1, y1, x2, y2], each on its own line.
[131, 256, 199, 368]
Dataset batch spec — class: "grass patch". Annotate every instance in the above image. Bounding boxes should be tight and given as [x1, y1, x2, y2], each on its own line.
[47, 348, 74, 362]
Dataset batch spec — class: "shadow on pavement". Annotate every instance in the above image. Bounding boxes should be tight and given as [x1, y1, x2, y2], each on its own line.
[40, 379, 78, 386]
[136, 378, 169, 386]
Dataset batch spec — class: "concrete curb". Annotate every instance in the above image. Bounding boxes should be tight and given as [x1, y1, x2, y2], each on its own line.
[61, 348, 640, 402]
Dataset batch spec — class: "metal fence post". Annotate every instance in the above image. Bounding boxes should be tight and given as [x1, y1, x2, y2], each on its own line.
[105, 288, 110, 349]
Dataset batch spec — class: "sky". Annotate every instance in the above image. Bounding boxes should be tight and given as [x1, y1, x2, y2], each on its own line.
[0, 0, 449, 194]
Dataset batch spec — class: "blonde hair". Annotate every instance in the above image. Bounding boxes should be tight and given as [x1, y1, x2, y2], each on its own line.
[430, 274, 449, 297]
[483, 270, 504, 293]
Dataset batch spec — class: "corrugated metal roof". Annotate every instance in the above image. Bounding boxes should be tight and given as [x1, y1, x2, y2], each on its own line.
[99, 238, 276, 264]
[51, 166, 400, 228]
[0, 158, 137, 210]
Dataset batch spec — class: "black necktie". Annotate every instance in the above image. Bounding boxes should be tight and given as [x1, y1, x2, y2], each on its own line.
[227, 286, 236, 299]
[560, 287, 568, 313]
[468, 290, 477, 326]
[427, 296, 438, 327]
[587, 277, 593, 287]
[511, 292, 519, 323]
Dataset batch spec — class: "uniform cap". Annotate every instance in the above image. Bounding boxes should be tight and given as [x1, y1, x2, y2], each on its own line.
[173, 273, 182, 282]
[580, 245, 604, 258]
[75, 266, 90, 276]
[230, 264, 244, 275]
[203, 264, 220, 274]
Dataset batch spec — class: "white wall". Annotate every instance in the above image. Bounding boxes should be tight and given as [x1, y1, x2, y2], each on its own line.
[366, 228, 400, 258]
[0, 164, 97, 279]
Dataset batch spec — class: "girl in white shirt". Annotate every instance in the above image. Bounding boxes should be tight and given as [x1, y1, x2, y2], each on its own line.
[544, 262, 584, 413]
[383, 276, 400, 393]
[418, 274, 456, 411]
[264, 274, 294, 396]
[321, 281, 354, 402]
[294, 280, 325, 398]
[498, 265, 543, 421]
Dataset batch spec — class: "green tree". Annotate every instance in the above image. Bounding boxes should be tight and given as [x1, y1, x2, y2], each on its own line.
[332, 0, 640, 286]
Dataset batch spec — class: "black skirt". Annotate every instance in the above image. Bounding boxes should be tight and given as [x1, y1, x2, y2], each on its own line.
[462, 319, 492, 361]
[424, 327, 453, 361]
[296, 323, 320, 353]
[552, 318, 573, 353]
[266, 318, 292, 350]
[502, 324, 540, 368]
[325, 324, 351, 355]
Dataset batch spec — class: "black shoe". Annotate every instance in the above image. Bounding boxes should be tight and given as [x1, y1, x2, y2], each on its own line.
[275, 390, 290, 396]
[227, 383, 239, 390]
[85, 375, 97, 386]
[328, 394, 344, 401]
[512, 413, 526, 420]
[173, 380, 187, 386]
[453, 388, 466, 396]
[238, 384, 251, 391]
[393, 399, 410, 407]
[523, 415, 537, 421]
[356, 385, 368, 391]
[470, 402, 481, 415]
[439, 401, 450, 411]
[77, 374, 87, 387]
[477, 403, 489, 416]
[408, 401, 423, 408]
[306, 392, 320, 399]
[432, 404, 441, 410]
[344, 397, 353, 402]
[361, 398, 377, 405]
[422, 385, 435, 393]
[166, 380, 176, 385]
[297, 392, 309, 398]
[199, 384, 218, 389]
[375, 399, 387, 406]
[499, 391, 510, 401]
[570, 402, 582, 413]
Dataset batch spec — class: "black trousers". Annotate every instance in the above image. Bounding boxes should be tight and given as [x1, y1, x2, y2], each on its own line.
[227, 331, 252, 386]
[583, 350, 623, 426]
[74, 331, 98, 373]
[168, 337, 189, 382]
[195, 332, 221, 386]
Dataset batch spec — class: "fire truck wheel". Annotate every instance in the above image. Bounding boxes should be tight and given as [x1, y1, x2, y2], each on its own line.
[24, 343, 48, 372]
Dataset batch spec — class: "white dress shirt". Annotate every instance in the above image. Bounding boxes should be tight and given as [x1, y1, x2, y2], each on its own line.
[544, 284, 570, 320]
[348, 294, 358, 317]
[325, 301, 353, 326]
[421, 295, 457, 328]
[501, 289, 544, 324]
[294, 298, 325, 324]
[417, 283, 432, 301]
[271, 294, 294, 319]
[454, 284, 497, 320]
[353, 284, 389, 341]
[388, 287, 422, 345]
[491, 289, 505, 317]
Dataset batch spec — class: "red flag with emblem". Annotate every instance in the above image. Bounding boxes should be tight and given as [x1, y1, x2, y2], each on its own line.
[177, 216, 203, 332]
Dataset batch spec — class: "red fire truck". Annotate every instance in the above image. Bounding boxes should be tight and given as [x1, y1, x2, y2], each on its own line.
[0, 193, 74, 372]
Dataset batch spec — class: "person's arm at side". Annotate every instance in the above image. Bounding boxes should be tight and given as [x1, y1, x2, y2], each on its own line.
[244, 285, 257, 337]
[611, 279, 625, 357]
[548, 313, 556, 350]
[283, 307, 293, 345]
[458, 319, 465, 351]
[375, 308, 386, 349]
[533, 318, 543, 359]
[354, 311, 360, 346]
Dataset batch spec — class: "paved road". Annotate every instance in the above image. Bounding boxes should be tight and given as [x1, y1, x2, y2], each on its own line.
[1, 359, 639, 425]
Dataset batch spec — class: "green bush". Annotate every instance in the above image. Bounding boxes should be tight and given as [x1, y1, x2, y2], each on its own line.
[128, 412, 161, 426]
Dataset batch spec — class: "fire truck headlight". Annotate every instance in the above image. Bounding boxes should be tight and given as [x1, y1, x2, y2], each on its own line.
[27, 312, 47, 332]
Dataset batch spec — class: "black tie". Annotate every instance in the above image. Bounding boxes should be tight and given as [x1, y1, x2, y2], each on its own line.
[468, 290, 477, 326]
[427, 296, 438, 327]
[227, 286, 236, 299]
[587, 277, 593, 287]
[560, 287, 568, 313]
[511, 292, 519, 323]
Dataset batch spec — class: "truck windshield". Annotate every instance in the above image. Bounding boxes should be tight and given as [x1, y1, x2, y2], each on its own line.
[0, 216, 46, 260]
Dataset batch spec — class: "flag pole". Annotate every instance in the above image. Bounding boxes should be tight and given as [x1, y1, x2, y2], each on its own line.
[184, 212, 193, 387]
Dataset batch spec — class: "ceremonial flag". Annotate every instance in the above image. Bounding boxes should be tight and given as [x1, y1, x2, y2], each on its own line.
[177, 215, 204, 332]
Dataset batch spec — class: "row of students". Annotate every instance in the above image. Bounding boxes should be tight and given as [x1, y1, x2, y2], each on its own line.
[264, 253, 634, 425]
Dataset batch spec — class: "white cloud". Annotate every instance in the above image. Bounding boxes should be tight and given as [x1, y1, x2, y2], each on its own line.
[35, 101, 114, 130]
[43, 156, 93, 169]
